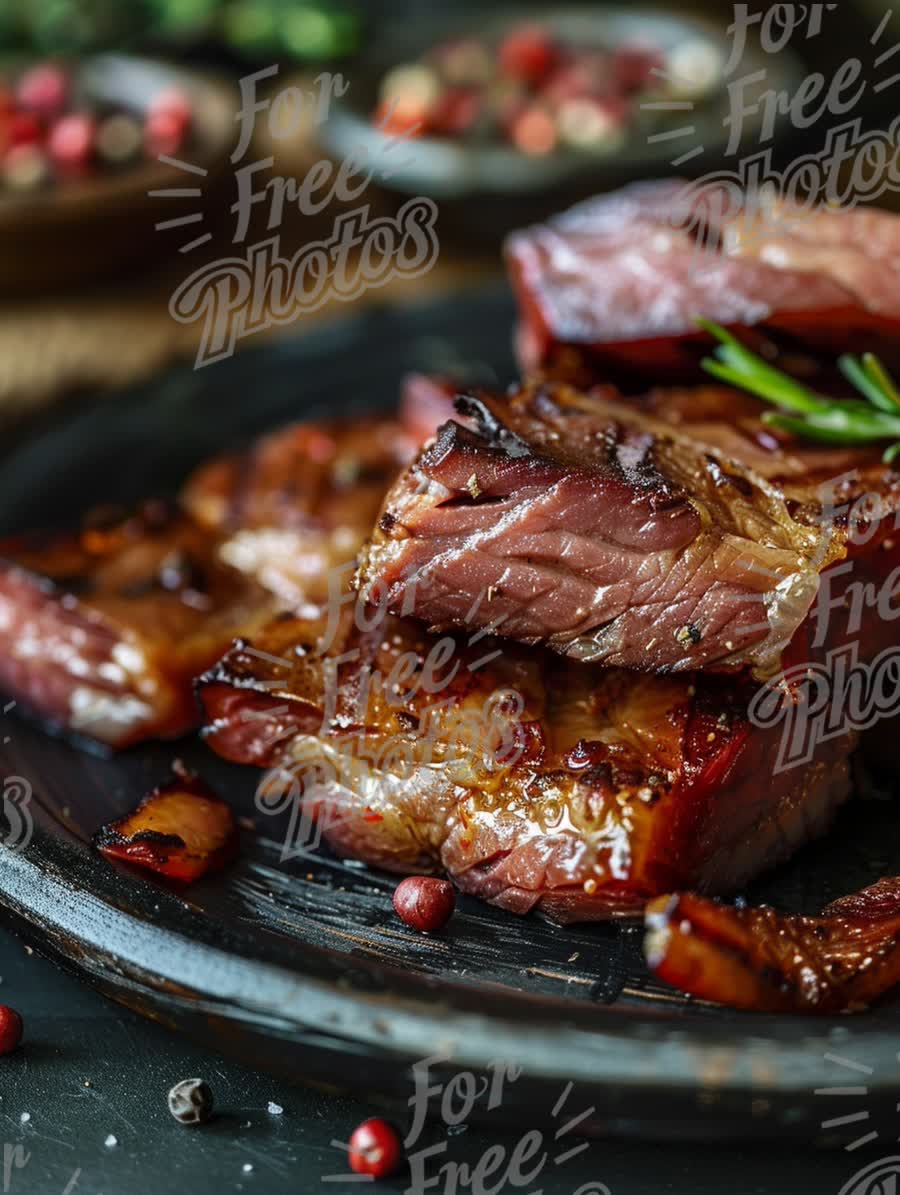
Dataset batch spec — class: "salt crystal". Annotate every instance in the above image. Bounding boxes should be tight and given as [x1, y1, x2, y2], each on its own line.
[267, 1101, 283, 1116]
[242, 1163, 253, 1173]
[105, 1134, 117, 1148]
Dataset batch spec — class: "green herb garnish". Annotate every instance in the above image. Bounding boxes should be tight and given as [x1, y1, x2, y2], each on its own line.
[698, 318, 900, 464]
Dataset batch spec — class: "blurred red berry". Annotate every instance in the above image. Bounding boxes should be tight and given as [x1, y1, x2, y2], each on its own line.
[144, 109, 189, 158]
[17, 63, 68, 118]
[149, 87, 193, 128]
[372, 97, 427, 138]
[348, 1118, 402, 1179]
[393, 876, 455, 932]
[0, 1005, 22, 1055]
[498, 25, 557, 85]
[145, 88, 192, 156]
[510, 104, 557, 155]
[541, 51, 613, 108]
[48, 113, 95, 171]
[7, 112, 43, 150]
[613, 46, 663, 94]
[428, 88, 480, 137]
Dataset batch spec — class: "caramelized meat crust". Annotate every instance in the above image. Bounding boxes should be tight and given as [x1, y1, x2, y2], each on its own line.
[94, 763, 238, 882]
[198, 608, 855, 921]
[645, 879, 900, 1013]
[0, 504, 271, 748]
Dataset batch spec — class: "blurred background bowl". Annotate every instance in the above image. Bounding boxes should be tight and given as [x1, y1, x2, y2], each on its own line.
[0, 55, 235, 293]
[318, 5, 805, 246]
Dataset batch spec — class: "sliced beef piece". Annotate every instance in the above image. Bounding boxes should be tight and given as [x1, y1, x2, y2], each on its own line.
[182, 415, 417, 614]
[645, 878, 900, 1013]
[506, 180, 900, 388]
[0, 504, 272, 749]
[198, 610, 856, 922]
[0, 414, 415, 750]
[357, 381, 851, 674]
[727, 201, 900, 317]
[633, 382, 899, 491]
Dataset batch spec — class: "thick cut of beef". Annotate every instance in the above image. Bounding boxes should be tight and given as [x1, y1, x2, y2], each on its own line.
[507, 180, 900, 388]
[198, 608, 855, 922]
[357, 380, 892, 674]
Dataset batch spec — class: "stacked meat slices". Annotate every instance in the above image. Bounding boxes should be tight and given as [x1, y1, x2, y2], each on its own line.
[201, 397, 899, 938]
[196, 191, 898, 946]
[5, 184, 900, 1010]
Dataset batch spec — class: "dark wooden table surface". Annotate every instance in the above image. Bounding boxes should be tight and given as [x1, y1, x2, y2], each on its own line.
[0, 921, 877, 1194]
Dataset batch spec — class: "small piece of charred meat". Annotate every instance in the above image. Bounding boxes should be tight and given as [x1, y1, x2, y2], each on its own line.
[644, 878, 900, 1013]
[94, 763, 238, 883]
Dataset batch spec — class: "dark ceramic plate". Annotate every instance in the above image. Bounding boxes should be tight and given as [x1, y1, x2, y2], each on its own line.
[0, 285, 898, 1145]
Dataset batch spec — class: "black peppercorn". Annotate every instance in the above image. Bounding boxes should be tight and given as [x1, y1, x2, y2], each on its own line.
[167, 1078, 214, 1125]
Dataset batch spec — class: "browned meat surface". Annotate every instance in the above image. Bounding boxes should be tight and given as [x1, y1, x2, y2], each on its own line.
[0, 505, 271, 748]
[357, 381, 869, 674]
[0, 415, 415, 749]
[183, 415, 417, 614]
[94, 762, 238, 882]
[507, 180, 900, 388]
[359, 370, 900, 674]
[198, 609, 855, 921]
[645, 879, 900, 1013]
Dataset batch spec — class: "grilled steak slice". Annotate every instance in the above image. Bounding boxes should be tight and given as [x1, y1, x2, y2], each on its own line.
[182, 415, 417, 614]
[357, 381, 850, 674]
[0, 504, 270, 748]
[198, 611, 855, 921]
[645, 879, 900, 1013]
[507, 180, 900, 388]
[0, 414, 415, 749]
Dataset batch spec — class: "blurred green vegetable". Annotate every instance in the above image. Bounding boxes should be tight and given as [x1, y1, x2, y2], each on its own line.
[0, 0, 153, 52]
[0, 0, 360, 58]
[221, 1, 360, 58]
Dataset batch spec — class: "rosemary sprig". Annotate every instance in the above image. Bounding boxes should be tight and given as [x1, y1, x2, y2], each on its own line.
[697, 318, 900, 464]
